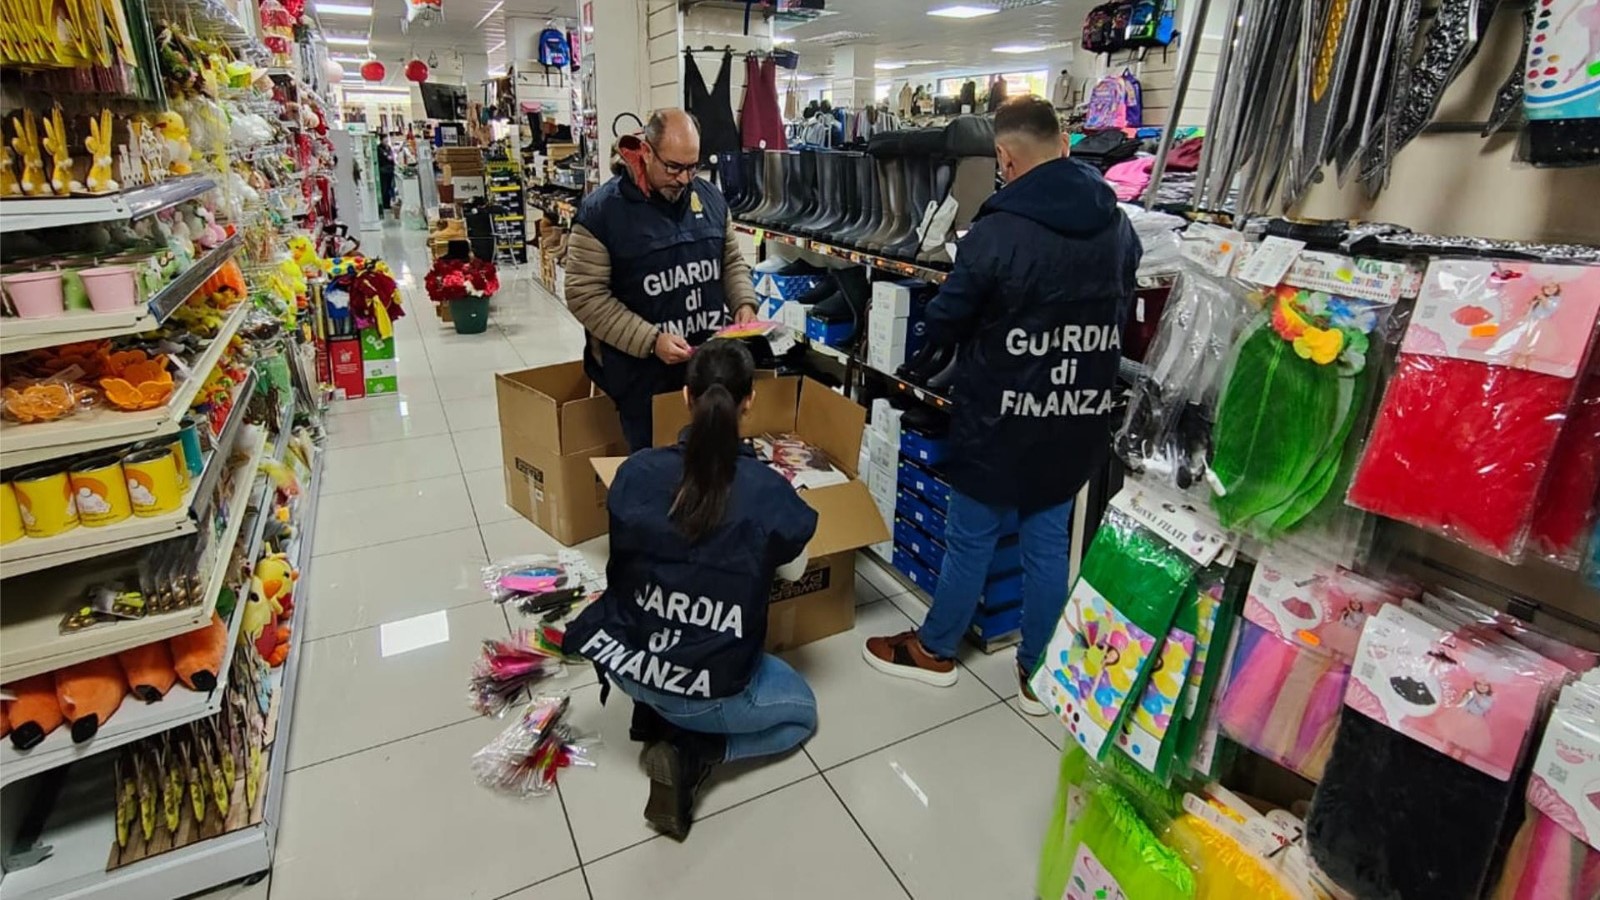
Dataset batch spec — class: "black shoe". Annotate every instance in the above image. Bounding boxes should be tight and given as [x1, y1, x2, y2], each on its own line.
[629, 702, 674, 743]
[642, 732, 726, 841]
[776, 258, 827, 278]
[925, 348, 959, 393]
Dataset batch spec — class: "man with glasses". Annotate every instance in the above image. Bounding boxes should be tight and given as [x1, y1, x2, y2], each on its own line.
[567, 108, 759, 451]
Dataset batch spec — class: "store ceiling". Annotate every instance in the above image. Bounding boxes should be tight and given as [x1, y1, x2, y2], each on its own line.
[319, 0, 570, 89]
[779, 0, 1096, 84]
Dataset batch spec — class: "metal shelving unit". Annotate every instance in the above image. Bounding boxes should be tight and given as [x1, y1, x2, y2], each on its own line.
[0, 234, 244, 355]
[0, 301, 250, 470]
[0, 454, 321, 900]
[0, 431, 267, 684]
[0, 177, 218, 235]
[734, 222, 951, 284]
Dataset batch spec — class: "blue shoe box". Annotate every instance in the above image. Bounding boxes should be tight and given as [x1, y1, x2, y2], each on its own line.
[897, 458, 951, 513]
[805, 313, 855, 348]
[896, 487, 946, 541]
[892, 544, 940, 594]
[971, 604, 1023, 640]
[899, 428, 949, 467]
[754, 272, 824, 305]
[893, 516, 1021, 578]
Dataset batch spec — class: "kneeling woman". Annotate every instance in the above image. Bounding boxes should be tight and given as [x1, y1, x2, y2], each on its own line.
[564, 340, 819, 840]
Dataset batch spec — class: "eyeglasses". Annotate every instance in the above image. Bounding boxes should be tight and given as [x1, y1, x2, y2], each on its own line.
[647, 141, 699, 177]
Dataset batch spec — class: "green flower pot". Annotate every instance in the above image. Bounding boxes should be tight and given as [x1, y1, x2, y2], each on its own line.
[450, 296, 491, 334]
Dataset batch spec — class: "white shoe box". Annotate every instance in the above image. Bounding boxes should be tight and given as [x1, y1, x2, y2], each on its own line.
[865, 431, 899, 476]
[869, 540, 895, 563]
[870, 398, 903, 445]
[867, 311, 909, 372]
[871, 280, 914, 319]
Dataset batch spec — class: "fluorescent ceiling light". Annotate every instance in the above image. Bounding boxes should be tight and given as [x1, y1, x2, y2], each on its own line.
[324, 34, 370, 46]
[927, 5, 997, 18]
[993, 44, 1046, 53]
[315, 3, 371, 15]
[874, 61, 906, 70]
[773, 36, 793, 44]
[343, 84, 410, 93]
[474, 0, 503, 28]
[486, 39, 506, 54]
[329, 53, 367, 62]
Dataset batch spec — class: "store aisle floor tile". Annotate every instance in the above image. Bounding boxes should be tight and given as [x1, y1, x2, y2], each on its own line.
[499, 870, 590, 900]
[272, 717, 577, 900]
[442, 395, 504, 432]
[285, 600, 509, 770]
[825, 704, 1059, 900]
[556, 682, 820, 863]
[310, 473, 477, 555]
[582, 778, 907, 900]
[324, 398, 453, 450]
[304, 526, 489, 641]
[452, 425, 505, 472]
[464, 467, 522, 524]
[780, 600, 1001, 769]
[321, 432, 463, 495]
[432, 370, 503, 402]
[479, 516, 569, 560]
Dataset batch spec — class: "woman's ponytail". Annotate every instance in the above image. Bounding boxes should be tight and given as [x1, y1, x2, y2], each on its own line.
[672, 339, 755, 542]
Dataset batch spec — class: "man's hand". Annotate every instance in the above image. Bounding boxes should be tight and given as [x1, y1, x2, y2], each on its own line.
[654, 331, 693, 364]
[733, 305, 757, 325]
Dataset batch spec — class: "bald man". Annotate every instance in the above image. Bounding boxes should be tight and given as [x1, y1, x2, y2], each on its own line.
[566, 109, 759, 451]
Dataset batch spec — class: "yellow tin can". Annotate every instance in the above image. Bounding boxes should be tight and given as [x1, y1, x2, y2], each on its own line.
[12, 466, 79, 537]
[69, 455, 133, 527]
[0, 482, 24, 544]
[122, 447, 182, 517]
[167, 439, 190, 491]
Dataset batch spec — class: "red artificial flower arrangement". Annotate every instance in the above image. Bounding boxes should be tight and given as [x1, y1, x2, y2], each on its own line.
[425, 257, 500, 302]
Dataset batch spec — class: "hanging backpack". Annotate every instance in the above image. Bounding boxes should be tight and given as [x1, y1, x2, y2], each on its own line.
[1126, 0, 1177, 48]
[1120, 68, 1144, 126]
[1084, 74, 1130, 129]
[1083, 2, 1134, 55]
[537, 28, 570, 70]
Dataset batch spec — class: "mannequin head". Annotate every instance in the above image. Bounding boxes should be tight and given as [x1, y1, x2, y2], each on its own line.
[642, 108, 701, 202]
[993, 96, 1069, 184]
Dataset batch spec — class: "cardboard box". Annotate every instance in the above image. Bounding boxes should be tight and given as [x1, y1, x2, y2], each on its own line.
[359, 327, 397, 395]
[865, 431, 898, 476]
[451, 176, 486, 201]
[870, 398, 903, 445]
[587, 376, 891, 651]
[871, 280, 915, 319]
[328, 335, 364, 400]
[496, 362, 627, 545]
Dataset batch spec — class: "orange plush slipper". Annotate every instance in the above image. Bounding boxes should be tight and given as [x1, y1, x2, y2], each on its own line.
[169, 614, 228, 691]
[117, 642, 178, 702]
[7, 674, 65, 750]
[55, 657, 128, 743]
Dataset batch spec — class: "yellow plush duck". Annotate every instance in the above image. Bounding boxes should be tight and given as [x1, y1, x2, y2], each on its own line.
[155, 111, 193, 176]
[11, 111, 52, 197]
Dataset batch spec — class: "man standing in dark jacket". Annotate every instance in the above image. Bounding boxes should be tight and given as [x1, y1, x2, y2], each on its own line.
[864, 97, 1141, 714]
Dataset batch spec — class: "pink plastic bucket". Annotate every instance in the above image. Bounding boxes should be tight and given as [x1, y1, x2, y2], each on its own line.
[3, 271, 65, 319]
[80, 267, 139, 312]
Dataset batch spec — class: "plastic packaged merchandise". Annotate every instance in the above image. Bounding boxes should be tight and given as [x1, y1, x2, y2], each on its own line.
[1032, 505, 1199, 759]
[1491, 809, 1600, 900]
[1528, 357, 1600, 569]
[470, 694, 596, 798]
[1217, 621, 1349, 783]
[1208, 282, 1394, 559]
[482, 551, 606, 619]
[1114, 260, 1255, 496]
[467, 630, 568, 718]
[1347, 259, 1600, 562]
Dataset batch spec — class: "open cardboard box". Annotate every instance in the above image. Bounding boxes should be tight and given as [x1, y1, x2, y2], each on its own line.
[590, 376, 891, 651]
[497, 362, 627, 545]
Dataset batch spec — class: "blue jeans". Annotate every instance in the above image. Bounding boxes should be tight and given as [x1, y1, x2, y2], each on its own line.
[615, 654, 817, 762]
[917, 490, 1073, 674]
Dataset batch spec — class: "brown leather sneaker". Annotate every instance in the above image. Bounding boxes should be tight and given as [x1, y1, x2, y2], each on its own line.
[862, 630, 959, 687]
[1018, 665, 1048, 717]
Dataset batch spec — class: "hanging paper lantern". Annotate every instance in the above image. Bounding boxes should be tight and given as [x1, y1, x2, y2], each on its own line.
[405, 59, 429, 83]
[325, 59, 344, 83]
[361, 60, 386, 82]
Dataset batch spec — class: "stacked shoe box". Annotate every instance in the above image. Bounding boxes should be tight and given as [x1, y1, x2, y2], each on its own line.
[864, 399, 901, 563]
[753, 268, 824, 333]
[867, 279, 927, 373]
[891, 423, 1025, 642]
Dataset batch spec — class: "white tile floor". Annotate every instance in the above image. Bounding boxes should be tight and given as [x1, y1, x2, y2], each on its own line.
[200, 226, 1067, 900]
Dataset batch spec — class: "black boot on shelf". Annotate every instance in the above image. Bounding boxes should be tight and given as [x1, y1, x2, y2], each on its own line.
[924, 347, 960, 393]
[765, 152, 804, 228]
[788, 150, 821, 232]
[887, 151, 935, 260]
[732, 150, 762, 216]
[853, 157, 891, 250]
[747, 151, 781, 223]
[862, 156, 902, 253]
[793, 151, 832, 236]
[898, 342, 954, 386]
[796, 275, 842, 305]
[835, 153, 874, 247]
[776, 258, 828, 277]
[643, 730, 727, 841]
[810, 152, 853, 240]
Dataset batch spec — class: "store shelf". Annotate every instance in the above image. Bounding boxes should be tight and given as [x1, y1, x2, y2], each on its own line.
[0, 177, 218, 235]
[0, 569, 251, 788]
[0, 454, 321, 900]
[734, 222, 950, 284]
[0, 431, 267, 684]
[798, 337, 955, 410]
[0, 370, 257, 579]
[0, 234, 244, 355]
[0, 301, 250, 469]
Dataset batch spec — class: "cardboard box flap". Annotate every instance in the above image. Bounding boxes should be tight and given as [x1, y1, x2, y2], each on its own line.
[591, 456, 626, 487]
[498, 362, 623, 454]
[590, 459, 888, 557]
[801, 480, 891, 557]
[796, 380, 866, 479]
[651, 375, 801, 448]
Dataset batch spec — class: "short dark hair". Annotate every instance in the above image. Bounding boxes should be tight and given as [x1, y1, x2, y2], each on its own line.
[993, 96, 1061, 144]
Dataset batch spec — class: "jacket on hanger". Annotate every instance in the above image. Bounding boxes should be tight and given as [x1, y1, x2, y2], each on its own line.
[684, 50, 740, 162]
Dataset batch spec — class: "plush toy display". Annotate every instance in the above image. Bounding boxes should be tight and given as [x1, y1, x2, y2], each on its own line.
[244, 560, 292, 667]
[12, 110, 51, 197]
[169, 613, 229, 690]
[85, 109, 119, 193]
[117, 641, 179, 702]
[6, 674, 64, 750]
[156, 111, 194, 176]
[255, 552, 297, 620]
[41, 107, 81, 194]
[56, 656, 129, 743]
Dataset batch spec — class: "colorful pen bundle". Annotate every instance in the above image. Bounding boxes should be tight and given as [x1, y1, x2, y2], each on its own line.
[482, 552, 605, 620]
[470, 695, 596, 798]
[466, 630, 567, 718]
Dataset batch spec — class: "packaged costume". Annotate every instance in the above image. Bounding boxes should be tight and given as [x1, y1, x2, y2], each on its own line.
[1348, 260, 1600, 561]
